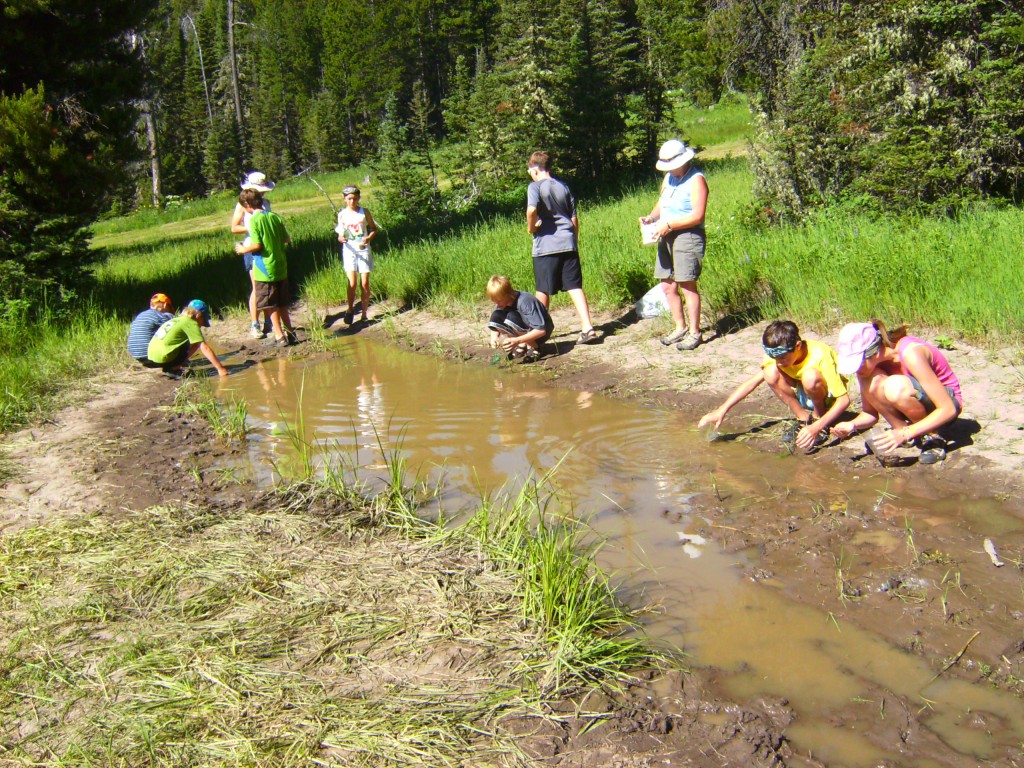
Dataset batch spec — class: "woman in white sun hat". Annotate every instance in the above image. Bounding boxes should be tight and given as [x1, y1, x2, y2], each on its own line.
[640, 139, 708, 351]
[230, 171, 276, 339]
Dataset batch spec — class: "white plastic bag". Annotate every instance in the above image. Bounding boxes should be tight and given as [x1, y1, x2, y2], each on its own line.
[634, 285, 669, 319]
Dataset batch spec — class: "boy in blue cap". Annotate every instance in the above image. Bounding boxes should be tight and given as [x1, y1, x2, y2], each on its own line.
[147, 299, 229, 376]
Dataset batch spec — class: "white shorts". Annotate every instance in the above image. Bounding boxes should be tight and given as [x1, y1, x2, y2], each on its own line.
[341, 243, 374, 274]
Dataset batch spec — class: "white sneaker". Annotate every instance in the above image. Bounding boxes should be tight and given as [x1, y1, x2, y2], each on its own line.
[250, 322, 265, 339]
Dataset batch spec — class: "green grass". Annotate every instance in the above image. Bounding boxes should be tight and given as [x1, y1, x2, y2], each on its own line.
[0, 471, 669, 766]
[2, 118, 1023, 436]
[670, 91, 754, 150]
[91, 168, 373, 240]
[0, 310, 126, 432]
[302, 156, 1024, 341]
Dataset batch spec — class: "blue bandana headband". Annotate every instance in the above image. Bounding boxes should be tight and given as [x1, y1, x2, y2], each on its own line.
[763, 343, 795, 359]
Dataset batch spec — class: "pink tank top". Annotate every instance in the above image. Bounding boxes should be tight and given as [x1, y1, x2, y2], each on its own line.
[896, 336, 962, 406]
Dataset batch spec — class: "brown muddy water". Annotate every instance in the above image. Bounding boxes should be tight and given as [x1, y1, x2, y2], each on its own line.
[219, 338, 1024, 767]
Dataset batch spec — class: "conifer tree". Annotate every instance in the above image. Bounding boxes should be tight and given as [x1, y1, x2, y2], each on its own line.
[0, 0, 156, 313]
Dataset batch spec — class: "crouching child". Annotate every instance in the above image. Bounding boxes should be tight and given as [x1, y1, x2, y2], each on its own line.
[127, 292, 174, 367]
[147, 299, 229, 377]
[486, 275, 554, 363]
[698, 320, 850, 450]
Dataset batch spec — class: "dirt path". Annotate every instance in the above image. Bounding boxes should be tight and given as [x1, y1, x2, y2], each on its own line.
[2, 302, 1022, 766]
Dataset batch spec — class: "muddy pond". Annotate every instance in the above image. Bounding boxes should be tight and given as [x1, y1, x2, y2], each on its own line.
[219, 337, 1024, 768]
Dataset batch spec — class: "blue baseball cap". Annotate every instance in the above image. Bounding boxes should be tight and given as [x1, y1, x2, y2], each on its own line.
[188, 299, 211, 326]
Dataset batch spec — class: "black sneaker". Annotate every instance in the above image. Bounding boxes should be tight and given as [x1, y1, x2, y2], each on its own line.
[284, 328, 298, 345]
[343, 311, 354, 325]
[916, 434, 947, 464]
[812, 426, 831, 448]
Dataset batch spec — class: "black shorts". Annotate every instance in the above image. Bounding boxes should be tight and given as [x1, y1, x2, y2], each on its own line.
[159, 343, 192, 372]
[533, 251, 583, 295]
[255, 279, 290, 310]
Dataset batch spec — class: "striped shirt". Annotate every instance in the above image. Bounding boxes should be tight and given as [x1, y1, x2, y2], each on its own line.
[127, 309, 174, 359]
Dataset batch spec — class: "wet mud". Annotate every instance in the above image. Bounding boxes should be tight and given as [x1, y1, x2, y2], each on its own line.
[2, 302, 1022, 767]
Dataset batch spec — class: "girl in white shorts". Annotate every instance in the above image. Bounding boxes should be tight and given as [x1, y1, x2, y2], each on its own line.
[335, 185, 378, 324]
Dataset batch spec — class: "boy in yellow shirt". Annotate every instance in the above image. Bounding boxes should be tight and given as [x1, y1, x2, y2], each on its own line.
[698, 320, 849, 450]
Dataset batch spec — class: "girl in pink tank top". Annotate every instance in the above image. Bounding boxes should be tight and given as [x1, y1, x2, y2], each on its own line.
[832, 320, 963, 460]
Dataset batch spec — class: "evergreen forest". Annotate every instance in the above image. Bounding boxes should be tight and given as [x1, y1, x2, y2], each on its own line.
[2, 0, 1024, 317]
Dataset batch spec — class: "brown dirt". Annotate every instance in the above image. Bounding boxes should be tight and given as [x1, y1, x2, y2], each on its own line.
[2, 300, 1022, 767]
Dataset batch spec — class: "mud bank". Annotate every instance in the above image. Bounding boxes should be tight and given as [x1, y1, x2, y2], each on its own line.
[2, 301, 1022, 767]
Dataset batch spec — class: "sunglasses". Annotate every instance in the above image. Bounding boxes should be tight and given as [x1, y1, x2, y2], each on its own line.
[762, 343, 795, 359]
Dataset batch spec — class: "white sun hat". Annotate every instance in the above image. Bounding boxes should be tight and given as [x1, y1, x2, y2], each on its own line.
[241, 171, 275, 192]
[655, 139, 696, 172]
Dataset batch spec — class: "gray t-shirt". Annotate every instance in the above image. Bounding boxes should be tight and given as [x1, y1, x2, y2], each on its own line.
[514, 291, 555, 337]
[527, 177, 577, 257]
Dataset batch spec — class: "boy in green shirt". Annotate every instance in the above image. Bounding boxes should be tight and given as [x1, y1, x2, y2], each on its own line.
[698, 320, 849, 450]
[147, 299, 229, 377]
[235, 189, 295, 346]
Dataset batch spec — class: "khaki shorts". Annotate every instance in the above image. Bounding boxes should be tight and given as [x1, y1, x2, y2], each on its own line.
[654, 229, 705, 282]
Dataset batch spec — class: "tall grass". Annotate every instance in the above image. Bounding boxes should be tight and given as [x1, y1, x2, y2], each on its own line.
[302, 157, 1024, 341]
[671, 91, 754, 149]
[0, 309, 125, 431]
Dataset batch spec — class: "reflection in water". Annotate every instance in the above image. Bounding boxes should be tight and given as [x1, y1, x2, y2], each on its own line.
[219, 338, 1024, 768]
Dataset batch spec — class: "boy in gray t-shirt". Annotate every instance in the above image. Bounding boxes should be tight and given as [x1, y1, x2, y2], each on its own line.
[486, 275, 554, 362]
[526, 151, 599, 345]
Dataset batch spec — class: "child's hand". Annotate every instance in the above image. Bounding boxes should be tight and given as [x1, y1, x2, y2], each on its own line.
[831, 421, 856, 439]
[874, 427, 912, 454]
[234, 242, 245, 254]
[338, 234, 345, 243]
[795, 424, 820, 451]
[697, 408, 725, 430]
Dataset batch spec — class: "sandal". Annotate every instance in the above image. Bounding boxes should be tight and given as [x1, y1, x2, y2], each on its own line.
[578, 328, 599, 344]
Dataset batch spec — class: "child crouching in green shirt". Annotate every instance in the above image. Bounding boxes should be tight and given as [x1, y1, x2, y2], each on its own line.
[147, 299, 229, 377]
[698, 320, 849, 450]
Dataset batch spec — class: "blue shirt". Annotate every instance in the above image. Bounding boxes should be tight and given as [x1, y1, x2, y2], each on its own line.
[127, 309, 174, 359]
[658, 167, 705, 228]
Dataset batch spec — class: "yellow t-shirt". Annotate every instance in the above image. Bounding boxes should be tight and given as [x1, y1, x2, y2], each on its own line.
[761, 339, 848, 397]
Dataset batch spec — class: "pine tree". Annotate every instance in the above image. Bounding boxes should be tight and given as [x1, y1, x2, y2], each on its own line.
[0, 0, 156, 314]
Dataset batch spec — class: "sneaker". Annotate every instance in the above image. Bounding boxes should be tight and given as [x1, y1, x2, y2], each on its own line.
[675, 332, 703, 351]
[262, 318, 273, 336]
[343, 311, 354, 325]
[916, 434, 947, 464]
[522, 348, 540, 363]
[283, 327, 298, 345]
[578, 328, 600, 344]
[275, 336, 291, 347]
[660, 327, 688, 346]
[250, 322, 265, 339]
